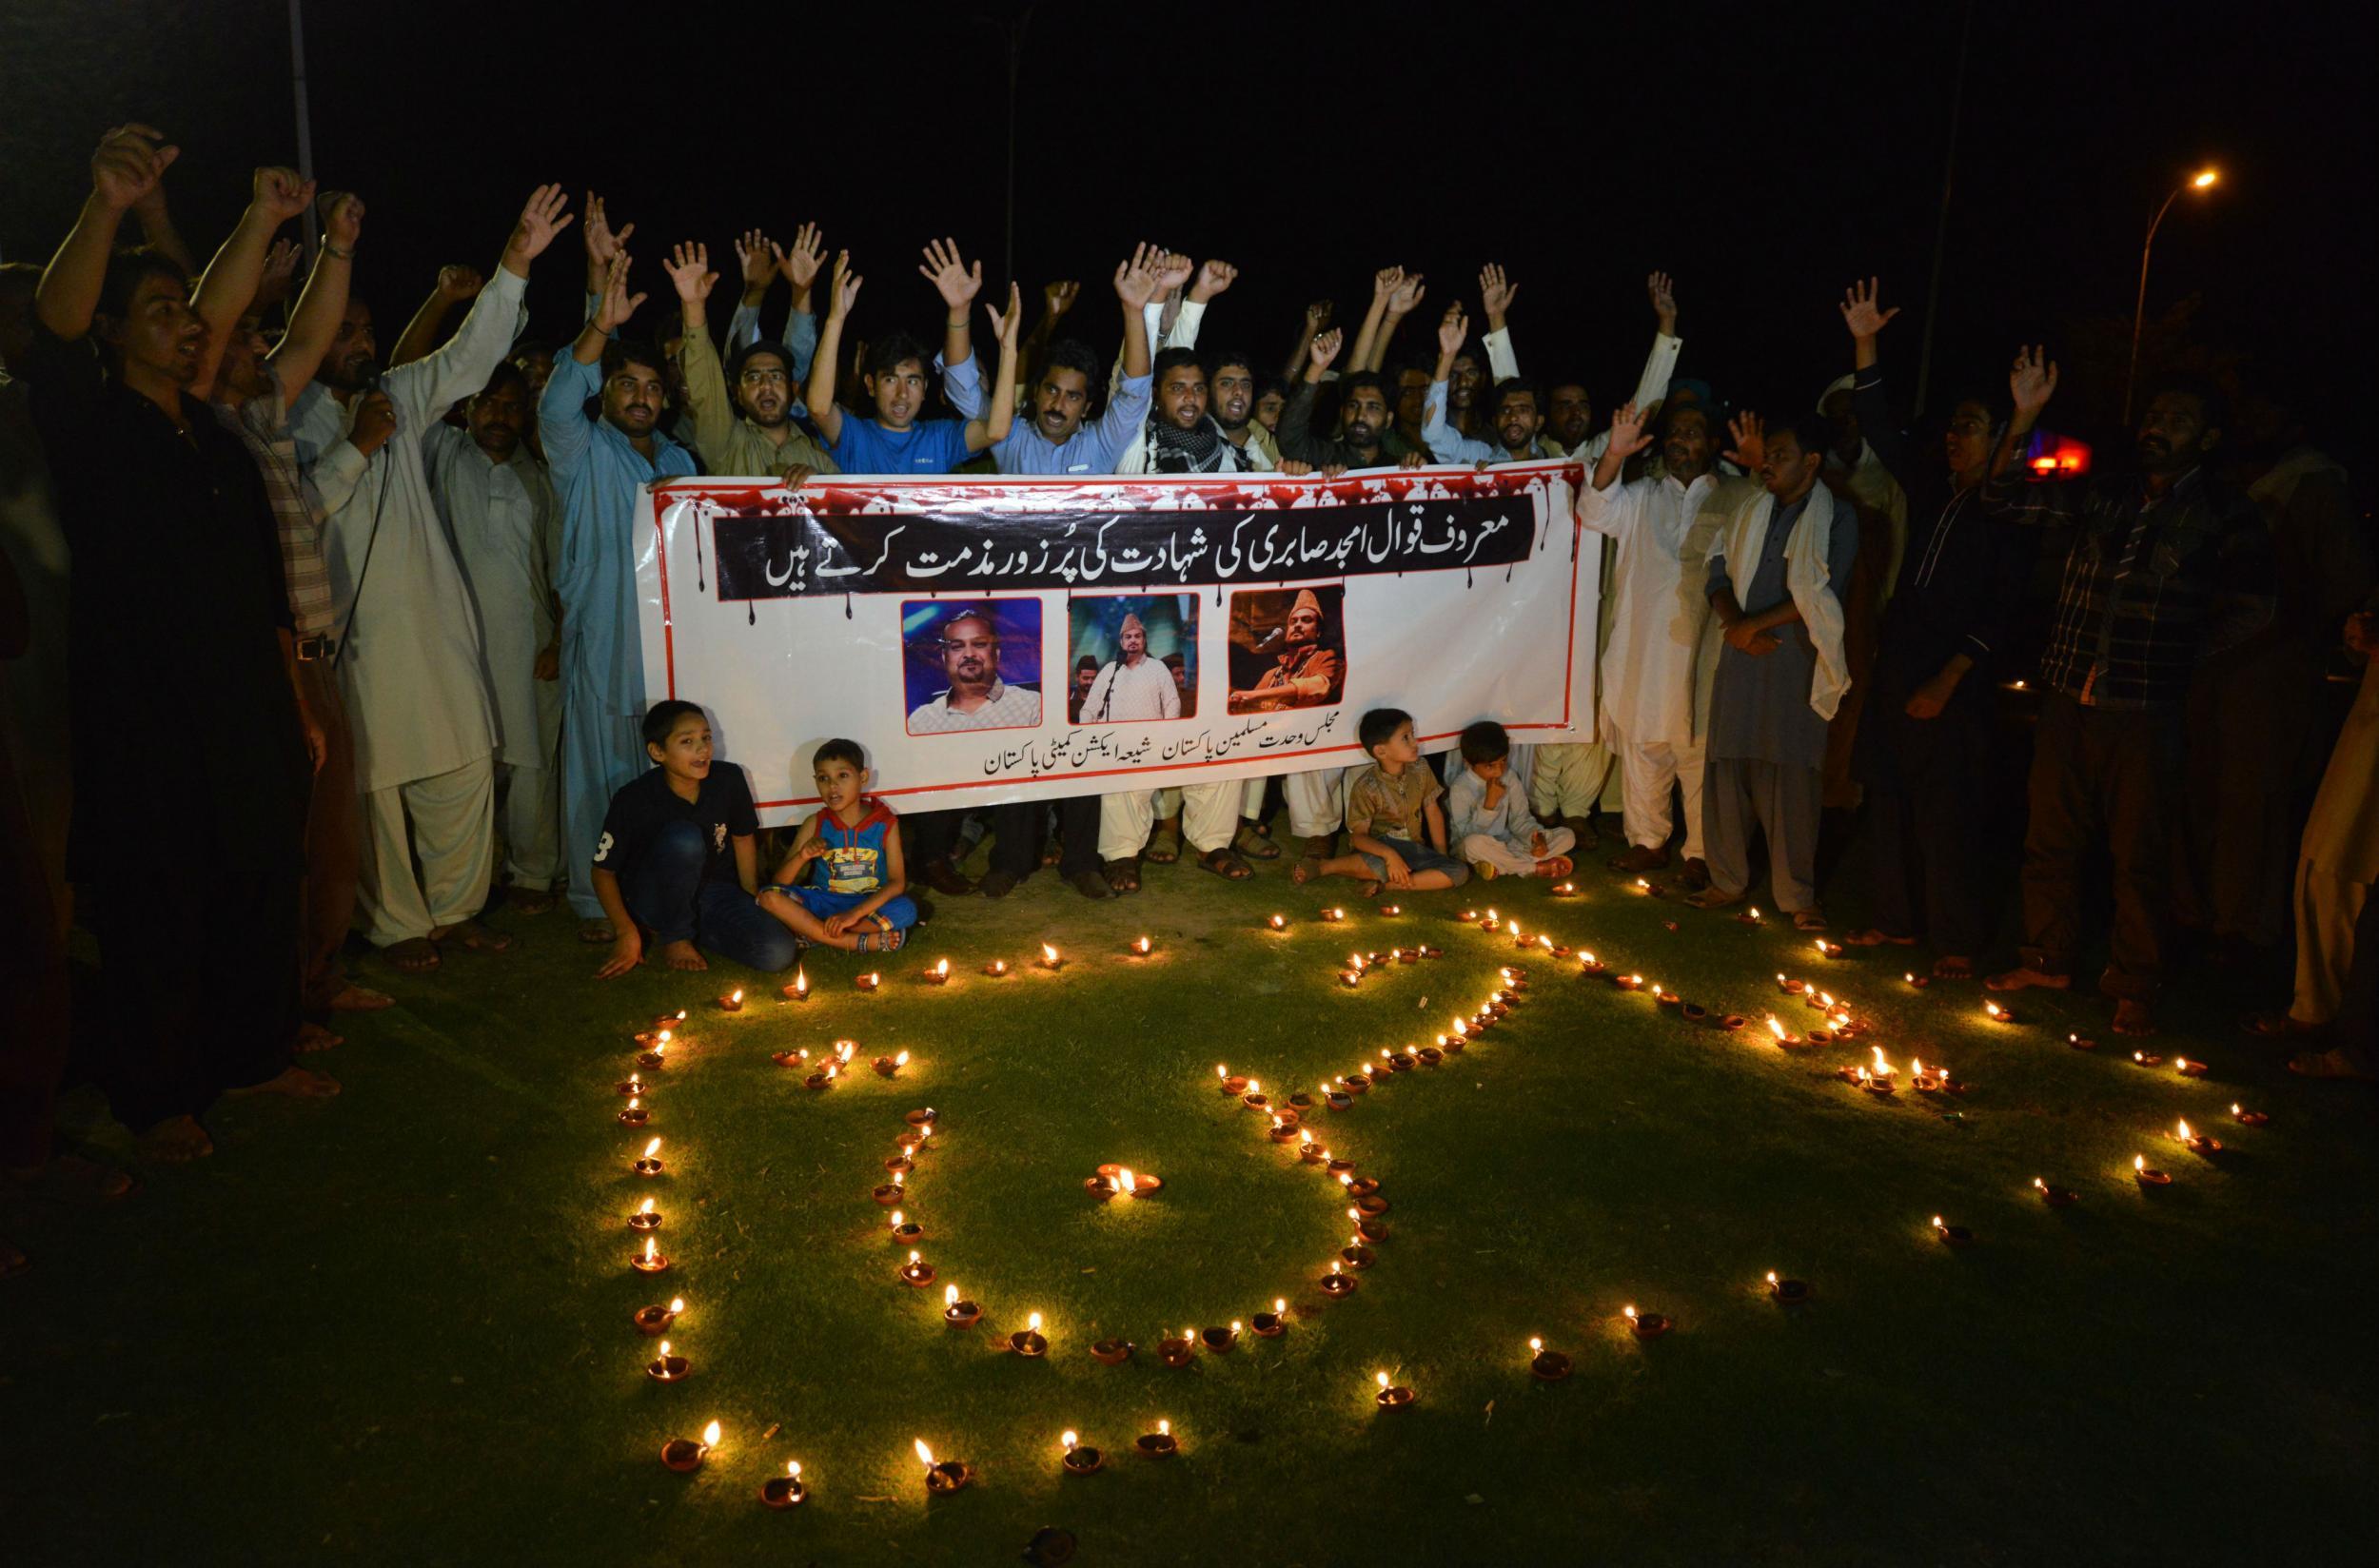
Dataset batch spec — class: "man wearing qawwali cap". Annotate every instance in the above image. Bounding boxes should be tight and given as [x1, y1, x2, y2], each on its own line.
[1091, 609, 1190, 891]
[1230, 589, 1342, 714]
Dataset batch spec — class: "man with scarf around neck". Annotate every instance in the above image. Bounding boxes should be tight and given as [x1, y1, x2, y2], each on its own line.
[1683, 410, 1858, 930]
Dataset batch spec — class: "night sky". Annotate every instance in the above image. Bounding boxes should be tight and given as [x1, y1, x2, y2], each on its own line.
[4, 0, 2370, 472]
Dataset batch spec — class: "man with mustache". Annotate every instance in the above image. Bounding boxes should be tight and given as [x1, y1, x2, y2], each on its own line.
[1419, 304, 1565, 464]
[1574, 397, 1727, 884]
[424, 362, 563, 914]
[1281, 328, 1405, 472]
[543, 249, 703, 948]
[664, 241, 834, 487]
[939, 244, 1154, 474]
[1983, 355, 2275, 1036]
[808, 242, 1017, 476]
[24, 127, 338, 1159]
[1685, 410, 1859, 931]
[1085, 608, 1184, 892]
[291, 186, 574, 976]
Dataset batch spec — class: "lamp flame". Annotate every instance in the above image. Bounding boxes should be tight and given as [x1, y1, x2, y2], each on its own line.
[701, 1420, 720, 1449]
[1529, 1336, 1543, 1352]
[2134, 1155, 2146, 1172]
[2176, 1119, 2193, 1141]
[637, 1198, 655, 1216]
[1623, 1305, 1639, 1323]
[895, 1049, 910, 1067]
[1118, 1168, 1137, 1195]
[641, 1138, 661, 1159]
[934, 958, 948, 978]
[944, 1284, 957, 1306]
[1768, 1016, 1786, 1040]
[729, 989, 742, 1005]
[787, 1460, 801, 1480]
[914, 1439, 934, 1469]
[794, 969, 809, 996]
[1042, 943, 1059, 963]
[1029, 1311, 1042, 1332]
[1376, 1371, 1390, 1389]
[1061, 1430, 1077, 1452]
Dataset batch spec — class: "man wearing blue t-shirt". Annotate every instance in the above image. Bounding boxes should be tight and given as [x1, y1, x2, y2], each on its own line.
[805, 245, 1016, 474]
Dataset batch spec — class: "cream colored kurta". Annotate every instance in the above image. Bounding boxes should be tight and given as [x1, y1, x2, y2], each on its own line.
[423, 424, 560, 770]
[2304, 656, 2379, 884]
[293, 267, 526, 793]
[1577, 468, 1721, 745]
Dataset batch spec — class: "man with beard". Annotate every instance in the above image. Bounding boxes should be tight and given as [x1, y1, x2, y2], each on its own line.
[1685, 411, 1858, 931]
[1281, 329, 1404, 470]
[1087, 609, 1183, 892]
[193, 179, 384, 1030]
[1070, 656, 1099, 722]
[907, 609, 1042, 731]
[26, 127, 338, 1160]
[1575, 398, 1727, 884]
[1484, 270, 1682, 463]
[1116, 349, 1276, 475]
[662, 241, 834, 485]
[1983, 358, 2275, 1036]
[1832, 283, 2031, 981]
[424, 363, 563, 913]
[293, 186, 573, 975]
[1233, 589, 1343, 712]
[1419, 304, 1564, 463]
[1106, 254, 1282, 471]
[940, 244, 1154, 474]
[543, 251, 702, 946]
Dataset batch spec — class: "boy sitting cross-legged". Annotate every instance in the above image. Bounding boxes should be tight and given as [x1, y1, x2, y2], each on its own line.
[757, 739, 916, 953]
[1294, 708, 1471, 896]
[1450, 720, 1576, 880]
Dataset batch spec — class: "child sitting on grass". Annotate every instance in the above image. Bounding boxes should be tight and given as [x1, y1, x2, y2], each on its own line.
[757, 739, 915, 952]
[1449, 720, 1576, 880]
[592, 701, 800, 978]
[1294, 708, 1470, 895]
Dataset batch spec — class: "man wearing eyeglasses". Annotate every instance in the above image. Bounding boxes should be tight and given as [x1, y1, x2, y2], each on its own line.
[665, 240, 835, 485]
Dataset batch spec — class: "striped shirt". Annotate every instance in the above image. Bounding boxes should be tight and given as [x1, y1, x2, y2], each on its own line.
[219, 384, 333, 638]
[2010, 467, 2271, 711]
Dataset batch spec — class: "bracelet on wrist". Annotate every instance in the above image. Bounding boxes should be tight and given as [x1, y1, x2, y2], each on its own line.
[323, 242, 355, 261]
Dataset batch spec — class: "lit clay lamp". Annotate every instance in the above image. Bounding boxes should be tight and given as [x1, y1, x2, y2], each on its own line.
[2173, 1056, 2209, 1079]
[1767, 1016, 1801, 1049]
[1379, 904, 1403, 915]
[1157, 1328, 1196, 1367]
[2232, 1102, 2271, 1127]
[802, 1064, 838, 1092]
[1348, 1205, 1389, 1245]
[770, 1048, 807, 1070]
[1903, 969, 1930, 990]
[632, 1137, 666, 1177]
[1551, 880, 1578, 897]
[633, 1296, 683, 1336]
[782, 969, 810, 1003]
[1778, 972, 1805, 995]
[2173, 1119, 2221, 1156]
[1200, 1322, 1241, 1355]
[1242, 1079, 1270, 1113]
[2130, 1049, 2166, 1068]
[716, 988, 744, 1013]
[983, 958, 1011, 977]
[617, 1095, 649, 1127]
[1623, 1304, 1673, 1340]
[635, 1032, 671, 1072]
[1765, 1270, 1811, 1305]
[1321, 906, 1346, 923]
[915, 1439, 973, 1496]
[898, 1248, 936, 1287]
[1613, 973, 1645, 992]
[1039, 943, 1064, 971]
[2133, 1154, 2173, 1188]
[1251, 1298, 1289, 1338]
[1135, 1420, 1178, 1460]
[920, 958, 951, 987]
[1321, 1082, 1355, 1113]
[1319, 1261, 1359, 1298]
[1129, 934, 1154, 957]
[2033, 1176, 2079, 1208]
[759, 1460, 808, 1509]
[2068, 1032, 2095, 1051]
[940, 1284, 981, 1329]
[1216, 1063, 1250, 1098]
[855, 971, 881, 992]
[1267, 913, 1288, 933]
[873, 1172, 906, 1206]
[1578, 951, 1608, 980]
[627, 1198, 662, 1234]
[1736, 905, 1763, 926]
[1982, 1000, 2017, 1027]
[1009, 1311, 1049, 1358]
[615, 1073, 646, 1097]
[1091, 1336, 1133, 1365]
[1373, 1370, 1416, 1410]
[1812, 937, 1843, 960]
[1527, 1336, 1572, 1382]
[660, 1420, 719, 1473]
[645, 1339, 690, 1382]
[890, 1209, 924, 1245]
[631, 1235, 670, 1275]
[1932, 1214, 1975, 1246]
[1299, 1132, 1327, 1165]
[1059, 1430, 1102, 1478]
[874, 1049, 910, 1078]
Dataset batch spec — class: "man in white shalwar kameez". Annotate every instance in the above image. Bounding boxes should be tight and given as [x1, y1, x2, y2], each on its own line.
[424, 362, 562, 908]
[1578, 399, 1726, 878]
[292, 186, 575, 970]
[1089, 612, 1185, 874]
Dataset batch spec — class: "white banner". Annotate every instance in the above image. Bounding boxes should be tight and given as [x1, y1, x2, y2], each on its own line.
[635, 462, 1596, 825]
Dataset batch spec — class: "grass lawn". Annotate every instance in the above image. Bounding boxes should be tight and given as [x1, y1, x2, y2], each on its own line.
[8, 843, 2373, 1565]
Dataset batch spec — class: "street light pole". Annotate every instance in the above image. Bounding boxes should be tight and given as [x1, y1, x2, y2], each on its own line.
[288, 0, 320, 259]
[2123, 167, 2219, 424]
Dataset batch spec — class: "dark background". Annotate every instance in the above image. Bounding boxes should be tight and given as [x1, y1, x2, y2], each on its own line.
[4, 0, 2371, 474]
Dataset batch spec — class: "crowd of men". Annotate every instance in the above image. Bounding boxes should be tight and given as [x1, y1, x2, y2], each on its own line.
[2, 126, 2372, 1272]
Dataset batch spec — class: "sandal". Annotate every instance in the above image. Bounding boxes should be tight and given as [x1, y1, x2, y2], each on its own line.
[1292, 856, 1323, 885]
[1104, 857, 1142, 894]
[855, 927, 908, 953]
[1145, 826, 1182, 865]
[382, 937, 441, 972]
[1792, 910, 1829, 931]
[1932, 955, 1975, 980]
[1198, 847, 1253, 880]
[1234, 825, 1282, 859]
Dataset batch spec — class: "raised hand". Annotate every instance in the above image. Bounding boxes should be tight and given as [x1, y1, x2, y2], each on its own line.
[664, 242, 717, 304]
[90, 123, 178, 211]
[582, 193, 633, 286]
[323, 190, 364, 250]
[1190, 259, 1237, 303]
[1151, 249, 1194, 298]
[593, 253, 646, 333]
[2009, 344, 2059, 418]
[1435, 302, 1468, 359]
[251, 166, 315, 224]
[1722, 410, 1765, 471]
[1479, 263, 1518, 324]
[1308, 326, 1344, 373]
[1043, 279, 1081, 318]
[1386, 270, 1426, 315]
[1372, 265, 1405, 302]
[1607, 400, 1655, 461]
[255, 239, 303, 307]
[917, 237, 982, 310]
[1839, 276, 1899, 340]
[1647, 270, 1679, 332]
[1305, 299, 1334, 331]
[777, 222, 826, 292]
[503, 185, 575, 270]
[826, 250, 862, 321]
[436, 265, 484, 303]
[1113, 245, 1160, 310]
[735, 229, 776, 299]
[987, 281, 1025, 350]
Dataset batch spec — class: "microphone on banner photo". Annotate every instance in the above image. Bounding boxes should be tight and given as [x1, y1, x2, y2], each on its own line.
[1256, 625, 1285, 647]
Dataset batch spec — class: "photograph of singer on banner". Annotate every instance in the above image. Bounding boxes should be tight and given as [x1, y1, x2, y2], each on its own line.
[1228, 585, 1347, 715]
[1070, 595, 1199, 725]
[901, 599, 1045, 735]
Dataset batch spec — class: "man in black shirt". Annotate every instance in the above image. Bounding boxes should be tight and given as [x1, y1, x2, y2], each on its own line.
[590, 700, 797, 978]
[25, 126, 336, 1160]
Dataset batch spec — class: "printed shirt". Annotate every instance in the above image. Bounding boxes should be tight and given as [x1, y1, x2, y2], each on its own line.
[907, 677, 1044, 733]
[593, 764, 758, 886]
[1347, 761, 1442, 843]
[807, 800, 897, 894]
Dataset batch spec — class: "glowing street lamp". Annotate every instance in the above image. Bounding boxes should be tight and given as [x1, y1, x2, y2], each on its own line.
[2125, 166, 2222, 422]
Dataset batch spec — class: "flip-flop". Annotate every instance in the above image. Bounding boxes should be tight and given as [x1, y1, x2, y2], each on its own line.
[1104, 858, 1141, 894]
[1234, 827, 1282, 859]
[438, 920, 514, 953]
[1145, 830, 1182, 865]
[1198, 848, 1252, 880]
